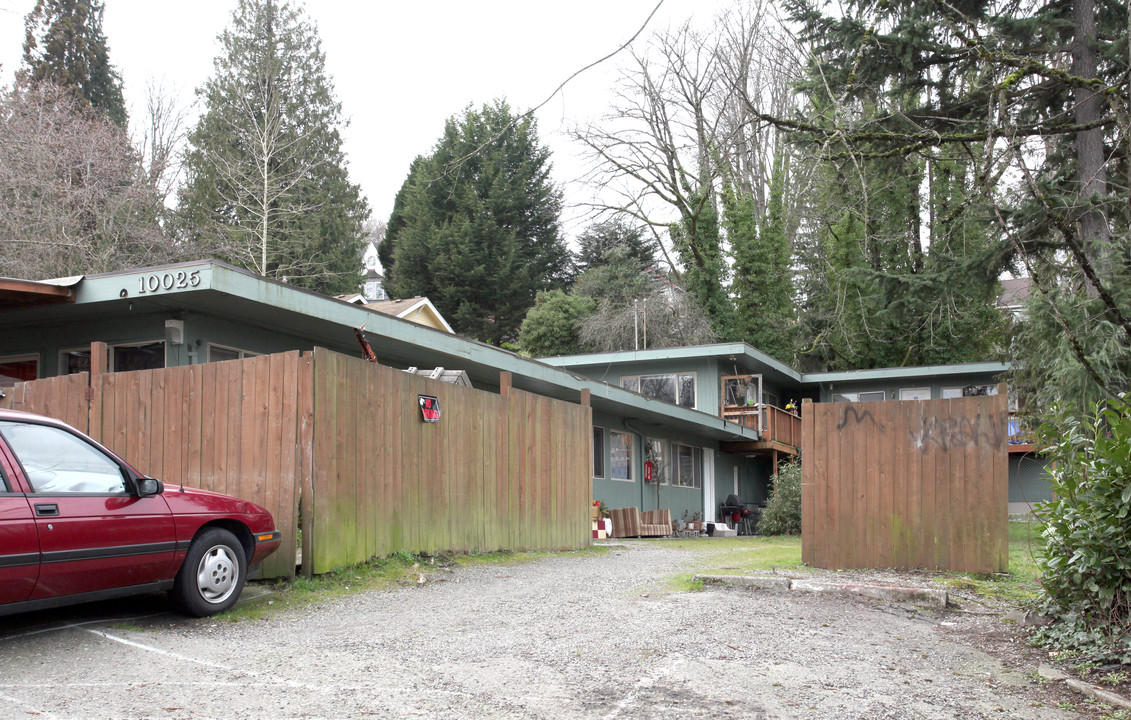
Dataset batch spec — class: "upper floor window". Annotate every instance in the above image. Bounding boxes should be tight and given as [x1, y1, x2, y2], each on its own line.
[622, 373, 695, 409]
[833, 391, 885, 402]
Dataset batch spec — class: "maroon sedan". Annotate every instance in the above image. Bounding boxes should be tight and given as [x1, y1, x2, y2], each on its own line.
[0, 409, 281, 617]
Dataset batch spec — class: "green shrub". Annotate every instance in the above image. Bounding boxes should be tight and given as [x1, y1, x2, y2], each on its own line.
[757, 461, 802, 535]
[1032, 397, 1131, 664]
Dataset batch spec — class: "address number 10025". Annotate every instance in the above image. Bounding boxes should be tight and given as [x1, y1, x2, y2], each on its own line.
[137, 270, 202, 294]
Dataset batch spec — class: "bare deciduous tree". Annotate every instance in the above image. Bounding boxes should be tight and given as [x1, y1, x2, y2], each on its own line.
[0, 82, 172, 279]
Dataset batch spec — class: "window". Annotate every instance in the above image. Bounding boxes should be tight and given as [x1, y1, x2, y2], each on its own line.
[644, 438, 668, 485]
[763, 391, 780, 409]
[0, 421, 126, 494]
[0, 354, 38, 387]
[113, 342, 165, 371]
[610, 431, 633, 481]
[899, 387, 931, 401]
[208, 344, 259, 363]
[365, 278, 388, 301]
[621, 373, 696, 409]
[962, 384, 998, 397]
[675, 444, 702, 488]
[941, 387, 963, 399]
[832, 391, 886, 402]
[592, 426, 605, 478]
[60, 348, 91, 375]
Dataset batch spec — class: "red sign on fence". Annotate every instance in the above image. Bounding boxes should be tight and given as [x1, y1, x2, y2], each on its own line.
[418, 395, 441, 423]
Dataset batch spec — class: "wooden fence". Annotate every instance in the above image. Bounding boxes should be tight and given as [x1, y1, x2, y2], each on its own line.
[305, 349, 593, 574]
[2, 347, 593, 579]
[800, 389, 1009, 573]
[3, 352, 307, 579]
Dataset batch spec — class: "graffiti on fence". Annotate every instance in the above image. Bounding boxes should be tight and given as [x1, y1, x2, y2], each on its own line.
[908, 412, 1008, 454]
[837, 406, 887, 432]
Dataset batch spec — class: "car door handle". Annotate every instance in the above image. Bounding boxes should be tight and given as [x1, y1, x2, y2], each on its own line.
[34, 503, 59, 517]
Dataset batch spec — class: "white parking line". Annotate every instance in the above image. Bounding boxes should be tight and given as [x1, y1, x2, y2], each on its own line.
[86, 629, 242, 675]
[84, 629, 476, 698]
[0, 690, 60, 720]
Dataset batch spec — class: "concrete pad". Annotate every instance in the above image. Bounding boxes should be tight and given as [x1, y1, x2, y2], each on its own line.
[791, 579, 948, 610]
[1066, 679, 1131, 710]
[694, 574, 793, 591]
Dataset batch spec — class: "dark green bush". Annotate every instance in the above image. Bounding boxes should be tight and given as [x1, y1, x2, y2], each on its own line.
[1032, 396, 1131, 664]
[757, 461, 801, 535]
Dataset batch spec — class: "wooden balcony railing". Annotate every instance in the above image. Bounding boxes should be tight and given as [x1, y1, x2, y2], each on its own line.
[721, 404, 802, 449]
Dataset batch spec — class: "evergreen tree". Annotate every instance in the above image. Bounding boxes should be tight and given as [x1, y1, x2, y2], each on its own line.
[19, 0, 126, 127]
[517, 290, 596, 357]
[573, 218, 656, 275]
[177, 0, 368, 294]
[726, 154, 796, 364]
[668, 181, 736, 340]
[780, 0, 1125, 378]
[386, 101, 570, 345]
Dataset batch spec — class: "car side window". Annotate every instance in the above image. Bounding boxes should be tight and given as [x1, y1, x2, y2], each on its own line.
[0, 421, 127, 494]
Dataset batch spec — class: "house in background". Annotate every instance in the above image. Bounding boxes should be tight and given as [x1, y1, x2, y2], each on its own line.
[543, 346, 1050, 516]
[337, 293, 454, 334]
[361, 241, 388, 302]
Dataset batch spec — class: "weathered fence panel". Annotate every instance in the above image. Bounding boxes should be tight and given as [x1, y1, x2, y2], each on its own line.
[307, 349, 592, 574]
[0, 373, 90, 431]
[802, 389, 1008, 573]
[91, 354, 305, 579]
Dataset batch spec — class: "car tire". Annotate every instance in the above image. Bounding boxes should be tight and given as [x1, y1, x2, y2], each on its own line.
[171, 528, 247, 617]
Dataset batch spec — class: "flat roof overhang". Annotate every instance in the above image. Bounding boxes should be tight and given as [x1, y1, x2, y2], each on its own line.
[0, 277, 78, 310]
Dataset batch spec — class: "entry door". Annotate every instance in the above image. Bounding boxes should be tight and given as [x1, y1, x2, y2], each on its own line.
[0, 420, 176, 600]
[0, 449, 38, 604]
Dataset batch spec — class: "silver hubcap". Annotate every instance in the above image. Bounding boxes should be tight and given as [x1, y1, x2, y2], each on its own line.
[196, 544, 239, 604]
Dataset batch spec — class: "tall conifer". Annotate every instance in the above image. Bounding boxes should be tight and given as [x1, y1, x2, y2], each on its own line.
[19, 0, 127, 127]
[178, 0, 368, 294]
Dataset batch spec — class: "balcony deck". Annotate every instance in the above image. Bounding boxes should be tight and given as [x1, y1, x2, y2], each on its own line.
[720, 404, 801, 463]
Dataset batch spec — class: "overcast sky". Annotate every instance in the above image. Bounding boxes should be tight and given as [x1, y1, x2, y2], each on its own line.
[0, 0, 727, 241]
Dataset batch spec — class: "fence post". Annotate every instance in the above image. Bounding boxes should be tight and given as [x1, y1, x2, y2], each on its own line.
[499, 371, 512, 397]
[87, 342, 108, 440]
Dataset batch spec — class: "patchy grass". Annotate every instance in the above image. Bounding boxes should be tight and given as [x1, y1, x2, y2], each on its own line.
[648, 535, 803, 593]
[222, 546, 609, 621]
[937, 520, 1044, 606]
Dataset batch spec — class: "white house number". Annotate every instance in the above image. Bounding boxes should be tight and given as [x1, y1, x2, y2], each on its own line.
[137, 270, 202, 294]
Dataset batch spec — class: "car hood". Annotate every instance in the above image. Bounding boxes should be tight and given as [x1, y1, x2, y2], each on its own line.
[160, 485, 271, 517]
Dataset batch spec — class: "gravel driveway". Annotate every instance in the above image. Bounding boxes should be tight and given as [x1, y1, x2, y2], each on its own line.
[0, 541, 1091, 719]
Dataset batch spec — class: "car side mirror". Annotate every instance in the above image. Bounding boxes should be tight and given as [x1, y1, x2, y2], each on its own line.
[136, 477, 164, 497]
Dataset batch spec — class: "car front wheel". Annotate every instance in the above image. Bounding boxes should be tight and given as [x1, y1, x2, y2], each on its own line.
[171, 528, 247, 617]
